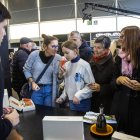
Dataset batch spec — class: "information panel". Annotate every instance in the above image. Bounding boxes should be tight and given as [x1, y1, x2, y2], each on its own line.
[91, 32, 120, 41]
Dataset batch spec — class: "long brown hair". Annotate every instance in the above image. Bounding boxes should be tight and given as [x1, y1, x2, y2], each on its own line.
[121, 26, 140, 68]
[41, 34, 58, 50]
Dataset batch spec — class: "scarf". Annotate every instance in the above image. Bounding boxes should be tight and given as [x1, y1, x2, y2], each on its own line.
[93, 49, 110, 63]
[118, 50, 133, 77]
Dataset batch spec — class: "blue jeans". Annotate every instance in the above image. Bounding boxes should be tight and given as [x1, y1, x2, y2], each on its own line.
[31, 85, 52, 106]
[69, 98, 91, 112]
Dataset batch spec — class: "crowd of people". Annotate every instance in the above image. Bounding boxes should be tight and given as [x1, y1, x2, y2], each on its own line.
[1, 1, 140, 140]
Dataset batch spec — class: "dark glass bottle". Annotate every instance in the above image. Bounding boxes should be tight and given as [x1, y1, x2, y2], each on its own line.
[96, 104, 107, 133]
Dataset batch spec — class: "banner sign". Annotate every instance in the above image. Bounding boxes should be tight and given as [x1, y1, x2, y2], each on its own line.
[91, 32, 120, 40]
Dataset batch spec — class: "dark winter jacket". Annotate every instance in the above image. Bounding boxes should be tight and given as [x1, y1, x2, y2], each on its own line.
[89, 52, 114, 114]
[0, 62, 12, 140]
[12, 47, 30, 94]
[110, 51, 140, 137]
[79, 39, 93, 62]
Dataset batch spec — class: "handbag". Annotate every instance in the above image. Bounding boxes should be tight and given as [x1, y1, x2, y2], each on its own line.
[20, 56, 55, 97]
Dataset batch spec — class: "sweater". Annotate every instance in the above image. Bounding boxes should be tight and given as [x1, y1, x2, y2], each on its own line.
[23, 50, 63, 107]
[60, 57, 95, 101]
[23, 50, 53, 85]
[39, 51, 52, 64]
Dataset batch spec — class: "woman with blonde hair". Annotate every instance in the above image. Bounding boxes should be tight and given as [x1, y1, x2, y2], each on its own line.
[110, 26, 140, 137]
[23, 34, 64, 107]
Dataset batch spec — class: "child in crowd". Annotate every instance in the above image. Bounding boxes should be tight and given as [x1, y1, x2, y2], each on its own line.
[56, 40, 95, 112]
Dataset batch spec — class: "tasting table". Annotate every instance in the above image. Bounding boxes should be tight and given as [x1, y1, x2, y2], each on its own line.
[16, 104, 116, 140]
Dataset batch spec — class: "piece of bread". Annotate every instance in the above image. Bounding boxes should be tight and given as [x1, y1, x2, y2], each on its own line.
[59, 58, 65, 67]
[23, 98, 31, 101]
[12, 101, 19, 106]
[24, 100, 33, 106]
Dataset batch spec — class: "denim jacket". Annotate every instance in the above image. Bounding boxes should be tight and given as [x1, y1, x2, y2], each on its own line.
[23, 50, 63, 107]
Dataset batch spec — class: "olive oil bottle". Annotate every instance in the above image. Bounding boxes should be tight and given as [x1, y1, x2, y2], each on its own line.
[96, 104, 107, 133]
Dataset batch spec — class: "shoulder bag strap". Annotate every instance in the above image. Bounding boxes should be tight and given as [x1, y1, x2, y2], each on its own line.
[27, 56, 54, 97]
[35, 56, 55, 84]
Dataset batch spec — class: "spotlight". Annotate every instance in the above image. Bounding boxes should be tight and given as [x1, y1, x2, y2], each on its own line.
[85, 3, 89, 9]
[82, 13, 92, 23]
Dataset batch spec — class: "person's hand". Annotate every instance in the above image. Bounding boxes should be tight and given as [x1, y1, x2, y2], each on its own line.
[56, 97, 64, 104]
[3, 107, 10, 114]
[116, 76, 134, 89]
[6, 129, 23, 140]
[88, 82, 100, 92]
[73, 96, 80, 104]
[2, 107, 13, 118]
[4, 109, 19, 127]
[58, 65, 66, 79]
[131, 80, 140, 91]
[32, 82, 40, 91]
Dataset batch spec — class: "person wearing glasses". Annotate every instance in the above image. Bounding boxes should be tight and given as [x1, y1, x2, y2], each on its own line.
[88, 35, 114, 115]
[110, 26, 140, 137]
[23, 34, 64, 107]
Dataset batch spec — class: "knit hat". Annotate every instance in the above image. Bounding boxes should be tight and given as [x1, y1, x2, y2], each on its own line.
[20, 37, 33, 44]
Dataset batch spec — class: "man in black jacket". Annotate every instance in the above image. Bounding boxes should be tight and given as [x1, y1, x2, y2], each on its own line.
[12, 37, 33, 99]
[0, 2, 19, 140]
[69, 31, 93, 62]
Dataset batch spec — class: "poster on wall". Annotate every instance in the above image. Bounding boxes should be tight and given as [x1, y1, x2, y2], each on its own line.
[91, 32, 120, 41]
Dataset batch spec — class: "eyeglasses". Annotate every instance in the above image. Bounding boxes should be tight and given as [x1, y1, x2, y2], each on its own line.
[52, 45, 60, 49]
[119, 34, 124, 39]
